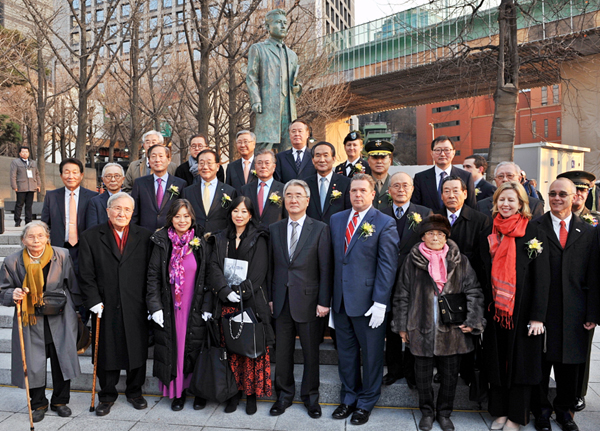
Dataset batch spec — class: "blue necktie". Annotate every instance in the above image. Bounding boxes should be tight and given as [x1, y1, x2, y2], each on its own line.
[438, 171, 448, 206]
[320, 177, 327, 211]
[396, 207, 404, 219]
[295, 150, 302, 170]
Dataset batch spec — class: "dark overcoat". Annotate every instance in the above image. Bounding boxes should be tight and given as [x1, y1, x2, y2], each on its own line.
[532, 213, 600, 364]
[479, 222, 550, 386]
[392, 239, 486, 357]
[79, 222, 152, 370]
[146, 226, 213, 385]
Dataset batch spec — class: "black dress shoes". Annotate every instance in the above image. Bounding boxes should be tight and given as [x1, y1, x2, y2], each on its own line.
[436, 415, 455, 431]
[306, 403, 322, 418]
[32, 405, 48, 423]
[269, 400, 292, 416]
[433, 372, 442, 383]
[332, 403, 355, 419]
[51, 404, 72, 417]
[557, 419, 579, 431]
[535, 416, 552, 431]
[350, 408, 370, 425]
[573, 397, 585, 412]
[193, 396, 206, 410]
[171, 395, 185, 411]
[127, 396, 148, 410]
[95, 402, 114, 416]
[382, 373, 400, 386]
[419, 415, 434, 431]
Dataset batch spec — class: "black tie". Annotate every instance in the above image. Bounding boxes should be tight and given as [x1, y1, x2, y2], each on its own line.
[295, 150, 302, 170]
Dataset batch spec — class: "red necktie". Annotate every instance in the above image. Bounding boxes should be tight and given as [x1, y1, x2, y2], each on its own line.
[559, 220, 568, 248]
[258, 182, 265, 215]
[344, 211, 359, 253]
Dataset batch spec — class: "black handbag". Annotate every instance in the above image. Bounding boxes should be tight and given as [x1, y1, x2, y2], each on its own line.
[35, 290, 67, 316]
[189, 319, 239, 403]
[437, 293, 467, 325]
[469, 334, 488, 404]
[221, 283, 266, 359]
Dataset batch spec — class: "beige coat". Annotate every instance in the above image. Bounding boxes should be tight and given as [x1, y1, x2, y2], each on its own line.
[10, 158, 40, 192]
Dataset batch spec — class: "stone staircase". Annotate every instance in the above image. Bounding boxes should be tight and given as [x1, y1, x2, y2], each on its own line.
[0, 229, 484, 409]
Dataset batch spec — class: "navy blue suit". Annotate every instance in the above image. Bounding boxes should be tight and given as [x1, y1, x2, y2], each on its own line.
[274, 148, 316, 184]
[303, 173, 351, 225]
[131, 174, 187, 231]
[85, 192, 110, 228]
[41, 186, 97, 276]
[226, 158, 257, 194]
[412, 166, 476, 211]
[475, 179, 496, 201]
[330, 207, 399, 411]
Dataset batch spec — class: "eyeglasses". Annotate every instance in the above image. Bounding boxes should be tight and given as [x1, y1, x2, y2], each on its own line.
[255, 161, 273, 167]
[424, 231, 446, 238]
[284, 194, 308, 201]
[103, 174, 123, 180]
[432, 148, 454, 154]
[190, 144, 206, 150]
[495, 174, 517, 180]
[236, 140, 254, 145]
[548, 191, 573, 198]
[390, 183, 412, 190]
[198, 161, 216, 168]
[108, 206, 133, 214]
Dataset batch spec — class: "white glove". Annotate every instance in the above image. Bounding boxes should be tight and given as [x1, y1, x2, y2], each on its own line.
[152, 310, 164, 328]
[90, 303, 104, 319]
[364, 302, 386, 329]
[227, 292, 241, 303]
[202, 312, 212, 321]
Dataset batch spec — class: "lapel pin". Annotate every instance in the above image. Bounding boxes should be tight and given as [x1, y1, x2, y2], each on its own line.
[576, 228, 581, 232]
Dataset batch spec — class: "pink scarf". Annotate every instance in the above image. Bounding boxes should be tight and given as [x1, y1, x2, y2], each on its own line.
[419, 242, 449, 293]
[168, 227, 195, 310]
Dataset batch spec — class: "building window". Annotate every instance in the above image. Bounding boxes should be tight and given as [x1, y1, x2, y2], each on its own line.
[71, 32, 80, 45]
[553, 84, 559, 104]
[73, 0, 80, 9]
[176, 11, 184, 25]
[163, 0, 172, 7]
[149, 0, 158, 11]
[544, 119, 548, 137]
[432, 104, 460, 113]
[448, 136, 461, 142]
[123, 40, 130, 53]
[122, 4, 130, 17]
[163, 33, 172, 45]
[433, 120, 460, 129]
[176, 0, 184, 5]
[150, 36, 159, 48]
[109, 23, 117, 36]
[541, 86, 547, 106]
[96, 9, 104, 21]
[556, 118, 561, 136]
[150, 16, 158, 28]
[85, 11, 91, 23]
[163, 14, 172, 27]
[71, 15, 77, 27]
[177, 31, 185, 44]
[532, 120, 536, 136]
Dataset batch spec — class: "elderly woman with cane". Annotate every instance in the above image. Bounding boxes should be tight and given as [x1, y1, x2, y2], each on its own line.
[0, 221, 81, 423]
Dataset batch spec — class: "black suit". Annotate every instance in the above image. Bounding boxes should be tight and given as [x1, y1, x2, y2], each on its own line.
[131, 174, 187, 232]
[268, 216, 332, 406]
[381, 203, 432, 381]
[175, 160, 224, 186]
[334, 158, 372, 178]
[274, 148, 316, 184]
[41, 186, 98, 276]
[182, 180, 237, 233]
[241, 179, 286, 228]
[304, 173, 351, 225]
[226, 158, 257, 194]
[412, 166, 477, 211]
[475, 179, 496, 201]
[531, 213, 600, 424]
[478, 196, 545, 220]
[85, 192, 111, 229]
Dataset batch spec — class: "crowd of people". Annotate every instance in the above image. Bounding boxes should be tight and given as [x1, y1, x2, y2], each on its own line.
[2, 122, 599, 431]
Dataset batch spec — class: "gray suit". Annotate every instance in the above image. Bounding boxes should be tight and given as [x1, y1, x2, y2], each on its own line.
[10, 157, 40, 225]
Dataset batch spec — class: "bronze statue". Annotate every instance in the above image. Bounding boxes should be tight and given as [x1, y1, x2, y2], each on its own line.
[247, 9, 302, 152]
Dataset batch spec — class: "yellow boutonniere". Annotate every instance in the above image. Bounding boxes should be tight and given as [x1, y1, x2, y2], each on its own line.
[221, 193, 232, 208]
[359, 222, 375, 239]
[408, 212, 422, 231]
[525, 238, 543, 259]
[268, 192, 282, 207]
[189, 237, 201, 250]
[168, 185, 180, 199]
[330, 189, 342, 203]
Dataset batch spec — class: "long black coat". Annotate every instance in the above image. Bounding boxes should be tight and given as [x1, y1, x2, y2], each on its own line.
[146, 226, 213, 385]
[79, 223, 152, 370]
[533, 213, 600, 364]
[479, 221, 550, 387]
[207, 225, 274, 345]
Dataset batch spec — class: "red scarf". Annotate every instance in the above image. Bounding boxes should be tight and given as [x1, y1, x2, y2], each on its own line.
[109, 221, 129, 254]
[488, 213, 528, 329]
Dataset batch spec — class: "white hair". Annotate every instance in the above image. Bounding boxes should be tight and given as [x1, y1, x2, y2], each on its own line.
[142, 130, 164, 144]
[283, 179, 311, 198]
[107, 192, 135, 209]
[494, 161, 521, 177]
[101, 162, 125, 177]
[21, 221, 50, 243]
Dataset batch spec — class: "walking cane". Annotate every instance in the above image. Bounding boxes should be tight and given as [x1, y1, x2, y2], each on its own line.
[16, 301, 35, 431]
[89, 314, 101, 412]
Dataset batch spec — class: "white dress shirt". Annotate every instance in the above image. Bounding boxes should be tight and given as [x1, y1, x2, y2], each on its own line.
[201, 177, 218, 206]
[64, 186, 80, 242]
[317, 171, 334, 198]
[550, 212, 572, 242]
[287, 214, 307, 249]
[293, 147, 307, 164]
[434, 165, 453, 189]
[256, 177, 274, 208]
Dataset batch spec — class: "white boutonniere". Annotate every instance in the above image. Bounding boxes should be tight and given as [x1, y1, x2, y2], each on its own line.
[525, 238, 543, 259]
[221, 193, 232, 208]
[582, 213, 598, 227]
[359, 222, 375, 239]
[408, 212, 422, 231]
[268, 192, 282, 207]
[167, 185, 180, 200]
[189, 237, 201, 251]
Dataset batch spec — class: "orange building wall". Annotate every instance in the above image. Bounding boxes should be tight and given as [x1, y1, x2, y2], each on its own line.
[416, 85, 562, 165]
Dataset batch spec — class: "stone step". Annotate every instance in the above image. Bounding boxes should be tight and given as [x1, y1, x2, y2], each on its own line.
[0, 234, 21, 245]
[0, 245, 21, 258]
[0, 352, 485, 409]
[0, 307, 11, 329]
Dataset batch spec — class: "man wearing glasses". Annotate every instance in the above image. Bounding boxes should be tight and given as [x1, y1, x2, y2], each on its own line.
[412, 136, 476, 211]
[86, 163, 126, 228]
[175, 133, 225, 186]
[477, 161, 544, 219]
[226, 130, 258, 193]
[183, 149, 237, 233]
